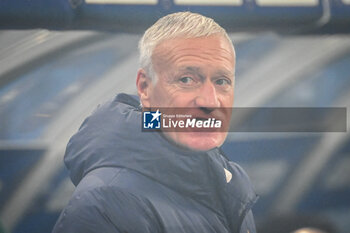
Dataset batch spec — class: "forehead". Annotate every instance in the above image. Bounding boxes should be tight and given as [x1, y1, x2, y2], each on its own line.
[152, 35, 235, 71]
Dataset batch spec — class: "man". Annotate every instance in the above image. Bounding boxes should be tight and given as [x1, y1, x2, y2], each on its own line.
[53, 12, 257, 233]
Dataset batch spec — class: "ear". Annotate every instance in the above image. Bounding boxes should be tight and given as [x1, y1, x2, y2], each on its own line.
[136, 68, 153, 108]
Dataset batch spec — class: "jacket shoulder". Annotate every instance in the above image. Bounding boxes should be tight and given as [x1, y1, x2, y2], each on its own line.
[52, 167, 159, 233]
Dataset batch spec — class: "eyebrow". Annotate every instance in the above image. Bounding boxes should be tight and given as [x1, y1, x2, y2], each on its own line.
[178, 66, 234, 79]
[178, 66, 202, 74]
[213, 69, 234, 78]
[177, 66, 205, 81]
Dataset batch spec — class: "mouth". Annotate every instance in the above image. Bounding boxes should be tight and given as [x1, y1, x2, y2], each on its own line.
[193, 115, 223, 122]
[194, 117, 209, 121]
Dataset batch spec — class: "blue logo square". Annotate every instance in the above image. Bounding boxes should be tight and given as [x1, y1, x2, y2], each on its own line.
[143, 110, 161, 129]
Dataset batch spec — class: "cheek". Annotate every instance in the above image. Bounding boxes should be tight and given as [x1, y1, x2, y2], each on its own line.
[155, 85, 196, 107]
[220, 92, 234, 106]
[150, 80, 169, 102]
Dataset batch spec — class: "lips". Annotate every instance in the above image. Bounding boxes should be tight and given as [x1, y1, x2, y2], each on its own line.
[193, 117, 209, 121]
[191, 111, 226, 124]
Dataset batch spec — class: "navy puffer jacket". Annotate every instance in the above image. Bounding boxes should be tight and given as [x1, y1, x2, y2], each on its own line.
[52, 93, 258, 233]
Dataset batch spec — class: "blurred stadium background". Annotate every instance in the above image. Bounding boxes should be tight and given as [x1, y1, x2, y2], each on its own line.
[0, 0, 350, 232]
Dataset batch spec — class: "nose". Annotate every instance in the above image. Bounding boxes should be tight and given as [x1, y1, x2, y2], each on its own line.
[194, 81, 220, 109]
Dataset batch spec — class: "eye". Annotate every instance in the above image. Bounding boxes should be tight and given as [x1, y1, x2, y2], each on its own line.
[179, 77, 194, 84]
[215, 78, 231, 86]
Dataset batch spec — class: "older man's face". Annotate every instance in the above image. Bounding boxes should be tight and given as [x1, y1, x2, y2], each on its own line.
[137, 35, 235, 151]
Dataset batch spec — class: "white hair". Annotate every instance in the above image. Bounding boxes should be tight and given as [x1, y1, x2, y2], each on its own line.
[138, 11, 234, 80]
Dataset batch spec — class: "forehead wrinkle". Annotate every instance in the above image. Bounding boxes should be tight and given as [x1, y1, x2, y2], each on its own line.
[170, 46, 233, 61]
[152, 37, 236, 76]
[153, 37, 234, 61]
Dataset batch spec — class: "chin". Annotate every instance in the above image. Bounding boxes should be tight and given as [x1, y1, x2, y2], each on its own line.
[178, 132, 226, 151]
